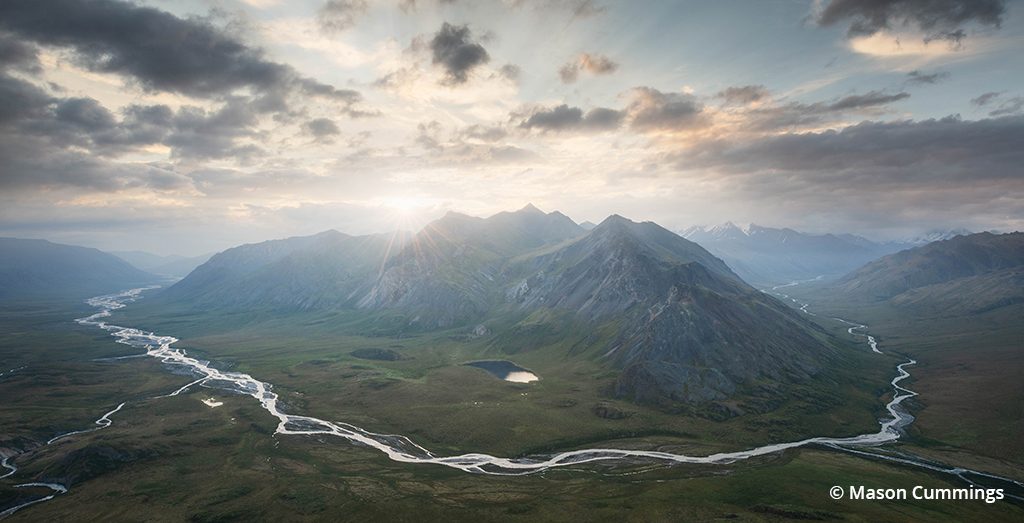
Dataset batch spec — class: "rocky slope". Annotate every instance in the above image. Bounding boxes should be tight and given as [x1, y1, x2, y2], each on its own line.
[357, 204, 585, 327]
[508, 216, 835, 404]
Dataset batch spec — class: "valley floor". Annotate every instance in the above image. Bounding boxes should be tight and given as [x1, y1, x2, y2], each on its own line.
[1, 297, 1021, 521]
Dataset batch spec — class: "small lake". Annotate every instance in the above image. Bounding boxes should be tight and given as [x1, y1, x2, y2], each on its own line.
[463, 360, 539, 383]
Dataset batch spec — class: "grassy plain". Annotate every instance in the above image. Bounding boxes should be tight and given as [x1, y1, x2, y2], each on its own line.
[788, 284, 1024, 481]
[2, 295, 1021, 521]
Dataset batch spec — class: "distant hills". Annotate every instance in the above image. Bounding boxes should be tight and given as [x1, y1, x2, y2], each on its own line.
[157, 206, 842, 405]
[112, 250, 211, 278]
[0, 238, 158, 301]
[830, 232, 1024, 316]
[680, 222, 972, 286]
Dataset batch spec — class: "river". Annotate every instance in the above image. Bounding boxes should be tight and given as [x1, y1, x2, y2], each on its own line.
[2, 285, 1022, 517]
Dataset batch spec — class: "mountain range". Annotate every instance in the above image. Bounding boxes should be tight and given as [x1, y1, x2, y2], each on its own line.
[680, 223, 973, 286]
[111, 251, 212, 278]
[153, 205, 845, 406]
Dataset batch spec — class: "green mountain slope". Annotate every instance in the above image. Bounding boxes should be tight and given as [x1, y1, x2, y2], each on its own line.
[832, 232, 1024, 313]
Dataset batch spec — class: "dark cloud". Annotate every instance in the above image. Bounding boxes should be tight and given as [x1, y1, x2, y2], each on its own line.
[716, 85, 769, 105]
[972, 92, 1001, 106]
[746, 90, 909, 130]
[429, 23, 490, 85]
[518, 104, 622, 132]
[317, 0, 368, 33]
[906, 70, 950, 85]
[624, 87, 705, 131]
[0, 32, 41, 73]
[0, 68, 266, 163]
[0, 0, 361, 104]
[54, 98, 117, 132]
[558, 53, 618, 83]
[304, 118, 341, 143]
[0, 73, 53, 124]
[687, 115, 1024, 182]
[827, 90, 909, 111]
[164, 100, 263, 161]
[814, 0, 1006, 44]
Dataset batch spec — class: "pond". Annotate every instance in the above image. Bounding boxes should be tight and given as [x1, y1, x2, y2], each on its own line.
[463, 360, 539, 383]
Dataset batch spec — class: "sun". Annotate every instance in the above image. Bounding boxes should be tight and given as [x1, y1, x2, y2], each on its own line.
[380, 196, 430, 230]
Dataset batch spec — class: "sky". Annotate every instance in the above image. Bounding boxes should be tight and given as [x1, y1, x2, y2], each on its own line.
[0, 0, 1022, 256]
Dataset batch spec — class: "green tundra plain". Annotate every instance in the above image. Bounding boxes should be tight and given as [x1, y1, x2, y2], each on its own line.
[1, 291, 1021, 521]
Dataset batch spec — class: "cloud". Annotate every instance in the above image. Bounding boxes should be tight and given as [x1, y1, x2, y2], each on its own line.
[0, 68, 268, 164]
[669, 114, 1024, 234]
[686, 115, 1024, 182]
[428, 22, 490, 85]
[745, 89, 909, 130]
[989, 96, 1023, 117]
[517, 104, 623, 132]
[826, 90, 909, 110]
[0, 130, 190, 193]
[303, 117, 341, 142]
[973, 91, 1024, 117]
[906, 70, 950, 85]
[496, 63, 521, 82]
[971, 91, 1001, 106]
[459, 123, 507, 142]
[412, 119, 536, 165]
[814, 0, 1006, 44]
[0, 73, 53, 125]
[317, 0, 368, 33]
[0, 0, 361, 105]
[0, 32, 41, 74]
[506, 0, 606, 19]
[624, 87, 705, 131]
[716, 85, 769, 105]
[398, 0, 458, 13]
[559, 52, 618, 83]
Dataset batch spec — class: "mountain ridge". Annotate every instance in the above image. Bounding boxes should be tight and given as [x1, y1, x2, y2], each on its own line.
[0, 237, 159, 301]
[154, 207, 847, 407]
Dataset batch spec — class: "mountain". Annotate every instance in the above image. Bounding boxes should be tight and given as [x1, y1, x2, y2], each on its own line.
[680, 222, 905, 286]
[112, 250, 212, 278]
[897, 228, 973, 247]
[831, 232, 1024, 315]
[0, 238, 158, 301]
[504, 216, 838, 404]
[157, 229, 411, 310]
[358, 204, 585, 327]
[157, 207, 845, 407]
[578, 220, 597, 230]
